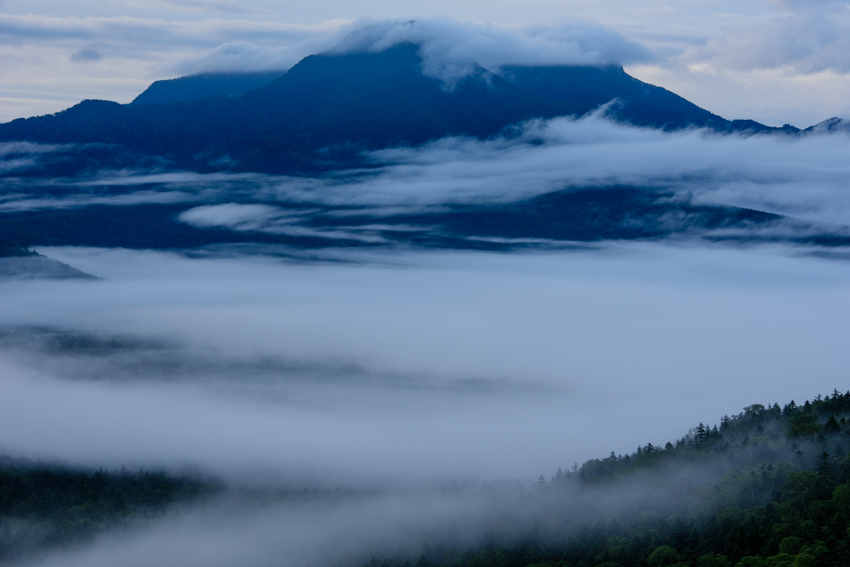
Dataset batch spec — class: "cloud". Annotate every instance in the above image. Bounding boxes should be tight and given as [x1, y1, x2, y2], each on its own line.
[0, 14, 344, 47]
[328, 18, 656, 86]
[178, 203, 284, 229]
[171, 41, 300, 74]
[679, 1, 850, 75]
[178, 203, 390, 242]
[142, 0, 250, 14]
[0, 141, 73, 174]
[9, 116, 850, 240]
[167, 18, 655, 79]
[235, 115, 850, 227]
[70, 47, 103, 62]
[0, 13, 349, 80]
[0, 190, 199, 213]
[24, 490, 500, 567]
[765, 0, 850, 9]
[1, 243, 850, 487]
[0, 141, 68, 157]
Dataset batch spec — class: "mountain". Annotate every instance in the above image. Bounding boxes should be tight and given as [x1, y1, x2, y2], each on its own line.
[0, 43, 794, 176]
[130, 71, 285, 106]
[804, 117, 850, 134]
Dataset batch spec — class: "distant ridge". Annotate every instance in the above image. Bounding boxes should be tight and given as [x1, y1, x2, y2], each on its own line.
[0, 43, 831, 176]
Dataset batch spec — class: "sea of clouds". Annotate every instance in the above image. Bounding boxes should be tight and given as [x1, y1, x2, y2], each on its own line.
[2, 241, 850, 565]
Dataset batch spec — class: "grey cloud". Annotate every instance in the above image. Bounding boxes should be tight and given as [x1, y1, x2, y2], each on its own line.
[157, 0, 249, 14]
[0, 14, 179, 45]
[12, 116, 850, 237]
[684, 2, 850, 75]
[0, 157, 35, 173]
[765, 0, 850, 8]
[0, 13, 346, 52]
[167, 18, 655, 78]
[0, 244, 848, 484]
[0, 190, 200, 213]
[0, 141, 74, 174]
[250, 116, 850, 227]
[0, 141, 69, 157]
[178, 203, 389, 242]
[329, 18, 655, 86]
[70, 48, 103, 62]
[9, 116, 850, 237]
[171, 41, 300, 74]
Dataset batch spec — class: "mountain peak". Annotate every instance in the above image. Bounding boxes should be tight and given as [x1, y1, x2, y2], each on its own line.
[0, 45, 800, 176]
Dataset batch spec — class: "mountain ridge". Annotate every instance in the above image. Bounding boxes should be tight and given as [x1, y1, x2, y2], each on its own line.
[0, 43, 819, 176]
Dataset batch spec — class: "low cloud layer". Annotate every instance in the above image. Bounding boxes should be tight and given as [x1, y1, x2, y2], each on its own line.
[5, 116, 850, 244]
[177, 116, 850, 231]
[1, 244, 849, 484]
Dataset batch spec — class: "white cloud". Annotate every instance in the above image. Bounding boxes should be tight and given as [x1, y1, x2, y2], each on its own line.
[179, 202, 286, 229]
[9, 116, 850, 233]
[328, 18, 654, 86]
[172, 40, 299, 74]
[130, 0, 250, 14]
[231, 115, 850, 227]
[3, 243, 850, 485]
[178, 203, 389, 241]
[686, 11, 850, 75]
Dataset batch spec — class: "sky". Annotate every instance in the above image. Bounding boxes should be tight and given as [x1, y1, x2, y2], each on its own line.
[1, 0, 850, 126]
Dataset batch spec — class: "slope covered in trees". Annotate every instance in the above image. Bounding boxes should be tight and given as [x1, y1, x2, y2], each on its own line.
[0, 461, 212, 563]
[3, 392, 850, 566]
[366, 391, 850, 567]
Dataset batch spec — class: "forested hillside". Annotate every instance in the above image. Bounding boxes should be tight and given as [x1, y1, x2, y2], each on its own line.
[3, 392, 850, 566]
[0, 462, 212, 563]
[366, 391, 850, 567]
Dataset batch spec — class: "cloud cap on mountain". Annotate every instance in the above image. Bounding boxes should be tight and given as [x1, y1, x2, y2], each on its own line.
[325, 19, 656, 85]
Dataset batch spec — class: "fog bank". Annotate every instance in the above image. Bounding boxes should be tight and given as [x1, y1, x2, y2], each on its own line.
[0, 244, 848, 486]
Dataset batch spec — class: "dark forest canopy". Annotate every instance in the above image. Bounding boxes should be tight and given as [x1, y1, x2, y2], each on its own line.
[368, 391, 850, 567]
[0, 461, 212, 564]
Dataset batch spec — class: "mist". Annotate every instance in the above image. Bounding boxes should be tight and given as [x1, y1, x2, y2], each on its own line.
[6, 116, 850, 246]
[1, 244, 847, 481]
[1, 242, 847, 565]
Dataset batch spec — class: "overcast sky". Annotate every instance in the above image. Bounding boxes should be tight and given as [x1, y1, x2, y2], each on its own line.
[1, 0, 850, 126]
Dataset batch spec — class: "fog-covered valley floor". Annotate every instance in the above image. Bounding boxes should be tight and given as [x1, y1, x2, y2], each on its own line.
[1, 241, 849, 565]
